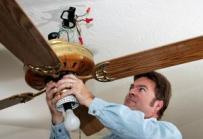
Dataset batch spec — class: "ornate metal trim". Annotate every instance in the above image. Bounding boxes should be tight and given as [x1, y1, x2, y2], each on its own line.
[94, 62, 115, 82]
[26, 63, 62, 76]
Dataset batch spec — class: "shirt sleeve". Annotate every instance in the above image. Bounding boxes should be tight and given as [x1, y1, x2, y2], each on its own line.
[49, 122, 71, 139]
[88, 98, 182, 139]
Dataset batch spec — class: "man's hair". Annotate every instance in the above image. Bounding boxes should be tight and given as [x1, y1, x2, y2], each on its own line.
[134, 71, 171, 119]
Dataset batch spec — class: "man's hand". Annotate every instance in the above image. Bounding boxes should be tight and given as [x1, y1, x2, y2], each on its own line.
[56, 74, 94, 107]
[46, 81, 64, 125]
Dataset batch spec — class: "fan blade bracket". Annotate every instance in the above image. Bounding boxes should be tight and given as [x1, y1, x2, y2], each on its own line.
[19, 90, 45, 103]
[0, 90, 46, 110]
[94, 62, 115, 82]
[14, 92, 43, 103]
[18, 93, 34, 103]
[25, 63, 62, 76]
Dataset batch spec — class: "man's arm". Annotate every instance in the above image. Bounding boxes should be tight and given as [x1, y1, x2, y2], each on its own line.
[88, 98, 182, 139]
[46, 81, 71, 139]
[55, 74, 182, 139]
[50, 123, 70, 139]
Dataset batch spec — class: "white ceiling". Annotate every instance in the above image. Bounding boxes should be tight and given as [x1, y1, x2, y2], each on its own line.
[1, 0, 203, 138]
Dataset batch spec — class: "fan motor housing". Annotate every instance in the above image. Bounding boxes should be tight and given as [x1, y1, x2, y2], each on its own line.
[24, 39, 95, 90]
[50, 39, 94, 74]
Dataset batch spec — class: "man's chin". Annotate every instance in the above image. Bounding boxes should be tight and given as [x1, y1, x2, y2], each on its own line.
[124, 100, 130, 106]
[124, 102, 137, 109]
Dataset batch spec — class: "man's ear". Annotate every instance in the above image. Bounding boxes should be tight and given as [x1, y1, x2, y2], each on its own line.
[154, 100, 164, 112]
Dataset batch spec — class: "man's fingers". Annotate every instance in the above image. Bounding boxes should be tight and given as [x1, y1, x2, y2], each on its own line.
[60, 88, 75, 97]
[51, 93, 61, 105]
[46, 81, 56, 92]
[46, 82, 57, 100]
[57, 80, 75, 92]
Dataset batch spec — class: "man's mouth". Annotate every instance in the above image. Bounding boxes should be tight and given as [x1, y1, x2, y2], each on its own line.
[126, 97, 137, 104]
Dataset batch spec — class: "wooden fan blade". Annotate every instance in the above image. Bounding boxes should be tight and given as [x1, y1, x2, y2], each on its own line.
[0, 0, 60, 67]
[0, 90, 45, 110]
[74, 105, 104, 136]
[92, 36, 203, 81]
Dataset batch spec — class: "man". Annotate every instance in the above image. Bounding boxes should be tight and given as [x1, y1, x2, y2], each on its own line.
[46, 71, 182, 139]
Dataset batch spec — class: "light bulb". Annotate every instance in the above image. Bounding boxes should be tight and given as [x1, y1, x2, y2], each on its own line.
[64, 109, 80, 131]
[56, 95, 80, 131]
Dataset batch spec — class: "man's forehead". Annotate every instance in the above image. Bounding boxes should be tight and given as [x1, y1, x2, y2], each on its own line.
[133, 77, 156, 88]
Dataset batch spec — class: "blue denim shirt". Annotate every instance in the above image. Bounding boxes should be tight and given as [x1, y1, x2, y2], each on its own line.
[50, 98, 182, 139]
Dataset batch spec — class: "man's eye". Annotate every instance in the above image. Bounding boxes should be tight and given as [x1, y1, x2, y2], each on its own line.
[129, 84, 134, 90]
[139, 87, 146, 92]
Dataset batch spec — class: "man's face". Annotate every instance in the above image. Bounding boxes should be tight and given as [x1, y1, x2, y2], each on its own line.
[124, 77, 162, 118]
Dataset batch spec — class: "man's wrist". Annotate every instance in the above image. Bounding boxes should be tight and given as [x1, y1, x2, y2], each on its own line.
[84, 95, 95, 107]
[51, 114, 64, 125]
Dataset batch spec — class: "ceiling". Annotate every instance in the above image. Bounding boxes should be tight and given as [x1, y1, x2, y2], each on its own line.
[0, 0, 203, 138]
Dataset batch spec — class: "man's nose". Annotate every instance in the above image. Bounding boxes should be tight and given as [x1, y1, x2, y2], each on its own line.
[129, 89, 137, 96]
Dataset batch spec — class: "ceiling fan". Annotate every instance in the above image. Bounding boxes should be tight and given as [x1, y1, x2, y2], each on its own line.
[1, 0, 203, 136]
